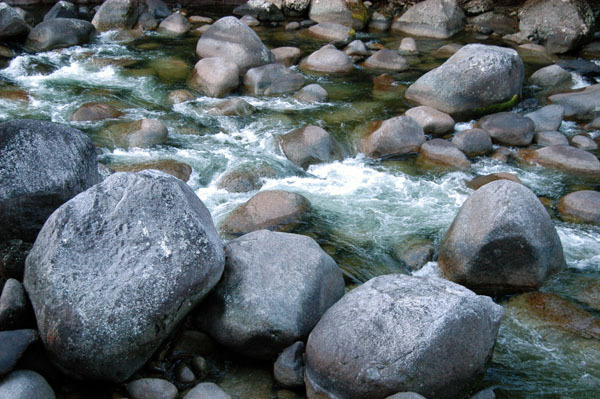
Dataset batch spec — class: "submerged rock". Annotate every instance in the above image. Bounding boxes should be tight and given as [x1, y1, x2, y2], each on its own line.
[438, 180, 566, 295]
[23, 170, 225, 382]
[70, 102, 122, 122]
[466, 173, 522, 190]
[391, 0, 465, 39]
[26, 18, 96, 52]
[208, 98, 256, 117]
[359, 116, 425, 159]
[294, 84, 328, 103]
[558, 190, 600, 225]
[109, 159, 192, 182]
[392, 236, 434, 271]
[278, 125, 339, 169]
[362, 50, 409, 73]
[104, 119, 168, 149]
[305, 274, 503, 399]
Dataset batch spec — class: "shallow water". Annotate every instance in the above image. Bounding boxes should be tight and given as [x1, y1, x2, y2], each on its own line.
[2, 5, 600, 399]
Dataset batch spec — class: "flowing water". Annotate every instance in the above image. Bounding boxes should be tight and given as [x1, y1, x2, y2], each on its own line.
[1, 5, 600, 399]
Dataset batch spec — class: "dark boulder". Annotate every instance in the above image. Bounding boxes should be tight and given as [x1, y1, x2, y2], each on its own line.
[451, 128, 492, 157]
[0, 329, 38, 376]
[43, 1, 78, 21]
[274, 341, 305, 389]
[0, 3, 30, 41]
[0, 279, 30, 331]
[26, 18, 96, 52]
[475, 112, 534, 146]
[244, 63, 305, 95]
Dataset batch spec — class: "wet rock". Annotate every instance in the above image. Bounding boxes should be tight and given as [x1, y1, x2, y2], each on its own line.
[466, 173, 522, 190]
[405, 106, 455, 136]
[417, 138, 470, 169]
[305, 274, 503, 399]
[308, 0, 369, 30]
[385, 393, 428, 399]
[167, 89, 196, 105]
[571, 134, 598, 151]
[217, 170, 262, 193]
[189, 57, 239, 98]
[391, 0, 465, 39]
[183, 382, 231, 399]
[0, 3, 30, 41]
[0, 240, 30, 284]
[0, 120, 101, 242]
[300, 44, 353, 74]
[110, 159, 192, 182]
[362, 49, 409, 72]
[307, 22, 353, 43]
[278, 125, 339, 169]
[146, 0, 170, 19]
[240, 15, 260, 27]
[345, 39, 369, 56]
[44, 1, 78, 21]
[475, 112, 534, 146]
[70, 102, 122, 122]
[196, 229, 344, 359]
[549, 84, 600, 121]
[272, 46, 302, 66]
[399, 37, 418, 54]
[26, 18, 96, 52]
[169, 330, 217, 359]
[195, 16, 274, 73]
[529, 64, 572, 87]
[534, 131, 569, 147]
[0, 329, 37, 376]
[220, 190, 310, 236]
[392, 236, 434, 271]
[244, 63, 305, 95]
[519, 145, 600, 177]
[23, 170, 225, 382]
[294, 84, 328, 103]
[405, 44, 524, 117]
[558, 190, 600, 225]
[451, 128, 492, 157]
[359, 116, 425, 159]
[92, 0, 147, 32]
[468, 12, 518, 36]
[491, 147, 516, 163]
[461, 0, 493, 15]
[525, 104, 564, 132]
[127, 378, 178, 399]
[0, 279, 29, 330]
[369, 11, 391, 31]
[274, 341, 305, 389]
[518, 0, 595, 54]
[157, 12, 191, 36]
[0, 370, 55, 399]
[175, 363, 197, 383]
[438, 180, 566, 295]
[208, 98, 256, 117]
[105, 119, 168, 149]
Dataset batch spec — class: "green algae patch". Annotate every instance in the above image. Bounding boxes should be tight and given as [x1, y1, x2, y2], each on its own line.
[472, 94, 520, 117]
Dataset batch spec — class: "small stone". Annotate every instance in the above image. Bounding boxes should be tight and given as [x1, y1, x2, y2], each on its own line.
[272, 47, 302, 67]
[167, 89, 196, 105]
[417, 139, 471, 170]
[0, 329, 38, 376]
[189, 16, 213, 24]
[392, 236, 434, 271]
[362, 49, 409, 72]
[300, 44, 354, 74]
[240, 14, 260, 27]
[127, 378, 178, 399]
[70, 102, 122, 122]
[0, 279, 29, 330]
[285, 21, 300, 30]
[571, 135, 598, 151]
[345, 40, 369, 57]
[208, 98, 256, 117]
[191, 356, 209, 377]
[359, 116, 426, 159]
[294, 84, 328, 103]
[169, 330, 217, 359]
[471, 387, 496, 399]
[475, 112, 534, 146]
[398, 37, 418, 54]
[0, 370, 55, 399]
[466, 173, 522, 190]
[491, 147, 515, 162]
[529, 64, 572, 87]
[307, 22, 353, 43]
[273, 341, 305, 389]
[176, 363, 196, 384]
[278, 125, 339, 169]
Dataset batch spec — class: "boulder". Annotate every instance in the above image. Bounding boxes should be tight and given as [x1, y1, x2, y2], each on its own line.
[146, 0, 170, 19]
[244, 63, 305, 95]
[104, 119, 168, 149]
[217, 170, 262, 193]
[0, 279, 29, 330]
[519, 145, 600, 177]
[189, 57, 239, 98]
[525, 104, 564, 132]
[466, 173, 522, 190]
[309, 0, 369, 30]
[278, 125, 339, 169]
[127, 378, 178, 399]
[109, 159, 192, 182]
[359, 116, 426, 159]
[529, 64, 572, 87]
[23, 170, 225, 382]
[391, 0, 465, 39]
[157, 12, 191, 36]
[294, 84, 328, 102]
[451, 128, 492, 157]
[0, 370, 55, 399]
[208, 98, 256, 117]
[91, 0, 147, 32]
[0, 119, 101, 242]
[475, 112, 534, 146]
[558, 190, 600, 225]
[196, 229, 345, 359]
[220, 190, 310, 236]
[405, 106, 455, 136]
[405, 44, 524, 117]
[274, 341, 305, 389]
[272, 46, 302, 66]
[518, 0, 595, 54]
[534, 131, 569, 147]
[468, 11, 518, 36]
[0, 3, 30, 41]
[417, 138, 470, 169]
[392, 236, 434, 271]
[549, 84, 600, 121]
[300, 44, 353, 74]
[557, 59, 600, 79]
[195, 16, 274, 73]
[305, 274, 503, 399]
[183, 382, 231, 399]
[571, 134, 598, 151]
[70, 102, 122, 122]
[0, 329, 38, 376]
[438, 180, 566, 295]
[362, 50, 409, 72]
[26, 18, 95, 52]
[43, 1, 78, 21]
[307, 22, 353, 43]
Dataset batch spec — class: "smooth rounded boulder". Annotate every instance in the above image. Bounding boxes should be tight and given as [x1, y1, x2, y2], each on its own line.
[196, 229, 345, 359]
[300, 44, 353, 74]
[391, 0, 465, 39]
[534, 131, 569, 147]
[405, 44, 524, 117]
[278, 125, 339, 169]
[475, 112, 535, 146]
[438, 180, 566, 295]
[157, 12, 190, 36]
[305, 274, 504, 399]
[195, 16, 274, 73]
[91, 0, 147, 32]
[417, 138, 471, 169]
[529, 64, 572, 87]
[26, 18, 96, 52]
[244, 63, 305, 96]
[294, 84, 328, 103]
[308, 0, 368, 30]
[405, 105, 455, 136]
[189, 57, 239, 98]
[359, 116, 426, 159]
[0, 370, 55, 399]
[362, 50, 409, 73]
[519, 145, 600, 177]
[0, 119, 101, 242]
[23, 170, 226, 382]
[525, 104, 564, 132]
[451, 128, 492, 157]
[558, 190, 600, 225]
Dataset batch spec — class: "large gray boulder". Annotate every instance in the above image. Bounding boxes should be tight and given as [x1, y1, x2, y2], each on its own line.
[91, 0, 147, 32]
[189, 57, 240, 98]
[438, 180, 566, 295]
[305, 274, 504, 399]
[405, 44, 524, 117]
[244, 63, 305, 95]
[359, 116, 425, 159]
[0, 119, 101, 242]
[23, 170, 225, 382]
[0, 3, 30, 41]
[195, 16, 274, 73]
[196, 229, 345, 359]
[549, 84, 600, 121]
[391, 0, 465, 39]
[518, 0, 595, 54]
[0, 370, 55, 399]
[26, 18, 96, 52]
[308, 0, 369, 30]
[278, 125, 339, 169]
